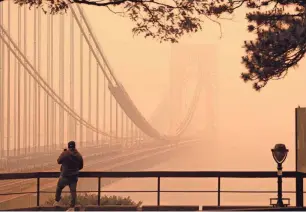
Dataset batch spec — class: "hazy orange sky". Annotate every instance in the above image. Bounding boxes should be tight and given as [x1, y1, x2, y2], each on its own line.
[1, 2, 306, 170]
[82, 5, 306, 170]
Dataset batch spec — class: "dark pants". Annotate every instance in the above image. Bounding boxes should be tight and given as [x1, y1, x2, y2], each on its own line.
[55, 175, 78, 207]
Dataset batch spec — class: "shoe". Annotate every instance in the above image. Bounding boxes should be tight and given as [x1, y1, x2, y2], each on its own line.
[66, 207, 75, 211]
[53, 201, 60, 207]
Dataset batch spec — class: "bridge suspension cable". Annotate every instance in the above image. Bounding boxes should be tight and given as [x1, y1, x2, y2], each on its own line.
[71, 5, 204, 141]
[0, 25, 115, 138]
[0, 3, 206, 161]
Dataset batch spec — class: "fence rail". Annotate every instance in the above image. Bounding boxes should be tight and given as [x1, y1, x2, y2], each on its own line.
[0, 171, 305, 208]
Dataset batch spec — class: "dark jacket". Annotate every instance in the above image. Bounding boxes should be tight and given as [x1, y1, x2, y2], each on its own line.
[57, 149, 83, 177]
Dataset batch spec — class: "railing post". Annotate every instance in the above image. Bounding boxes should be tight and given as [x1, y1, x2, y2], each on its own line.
[98, 177, 101, 206]
[157, 176, 160, 206]
[36, 177, 40, 207]
[217, 176, 221, 207]
[296, 173, 303, 207]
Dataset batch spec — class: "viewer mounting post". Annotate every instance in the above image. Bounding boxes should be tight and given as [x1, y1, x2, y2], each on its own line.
[296, 172, 303, 207]
[157, 176, 161, 206]
[36, 177, 40, 206]
[271, 143, 288, 208]
[295, 107, 304, 207]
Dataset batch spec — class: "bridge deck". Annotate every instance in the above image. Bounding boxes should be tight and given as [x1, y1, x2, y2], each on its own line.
[0, 140, 169, 172]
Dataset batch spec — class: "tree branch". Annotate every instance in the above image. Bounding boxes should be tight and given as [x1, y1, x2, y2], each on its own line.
[3, 0, 306, 91]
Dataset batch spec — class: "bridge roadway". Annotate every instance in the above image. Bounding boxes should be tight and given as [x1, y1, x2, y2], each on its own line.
[0, 139, 173, 172]
[0, 139, 200, 210]
[0, 139, 177, 192]
[0, 139, 184, 189]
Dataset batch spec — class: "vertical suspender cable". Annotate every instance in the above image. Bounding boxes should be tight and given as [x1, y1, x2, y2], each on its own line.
[46, 14, 50, 152]
[37, 9, 41, 152]
[23, 5, 28, 155]
[33, 8, 37, 153]
[12, 8, 17, 156]
[28, 11, 32, 155]
[28, 61, 31, 154]
[135, 128, 138, 145]
[18, 7, 23, 155]
[96, 63, 99, 144]
[14, 38, 17, 156]
[121, 109, 124, 146]
[58, 15, 62, 146]
[61, 14, 65, 145]
[59, 15, 64, 146]
[109, 92, 112, 147]
[130, 120, 133, 145]
[7, 0, 11, 158]
[80, 13, 83, 147]
[126, 115, 129, 146]
[103, 76, 106, 145]
[67, 14, 70, 142]
[0, 1, 3, 159]
[50, 15, 54, 149]
[88, 37, 92, 144]
[70, 11, 75, 140]
[138, 129, 140, 144]
[115, 102, 118, 144]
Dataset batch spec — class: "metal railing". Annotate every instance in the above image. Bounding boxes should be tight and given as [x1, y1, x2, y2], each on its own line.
[0, 171, 304, 208]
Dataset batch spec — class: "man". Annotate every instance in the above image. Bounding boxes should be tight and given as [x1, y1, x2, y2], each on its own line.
[54, 141, 83, 209]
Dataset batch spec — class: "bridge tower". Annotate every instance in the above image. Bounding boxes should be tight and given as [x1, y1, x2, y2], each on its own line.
[169, 44, 218, 141]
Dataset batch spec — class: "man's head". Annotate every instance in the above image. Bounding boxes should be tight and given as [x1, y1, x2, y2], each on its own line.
[68, 141, 76, 150]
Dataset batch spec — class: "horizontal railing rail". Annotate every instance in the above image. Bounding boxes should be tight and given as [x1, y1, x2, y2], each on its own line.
[0, 171, 304, 209]
[0, 171, 303, 179]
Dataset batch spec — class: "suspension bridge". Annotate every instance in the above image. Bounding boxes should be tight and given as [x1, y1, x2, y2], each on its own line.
[0, 2, 217, 172]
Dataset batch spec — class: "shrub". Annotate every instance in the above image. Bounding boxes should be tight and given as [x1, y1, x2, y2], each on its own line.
[44, 193, 142, 207]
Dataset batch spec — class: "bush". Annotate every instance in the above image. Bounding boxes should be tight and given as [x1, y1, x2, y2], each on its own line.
[44, 193, 142, 207]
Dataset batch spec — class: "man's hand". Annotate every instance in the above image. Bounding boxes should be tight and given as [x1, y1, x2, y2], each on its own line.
[57, 150, 68, 164]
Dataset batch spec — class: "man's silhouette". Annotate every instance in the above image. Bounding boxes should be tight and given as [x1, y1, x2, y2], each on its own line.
[54, 141, 83, 210]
